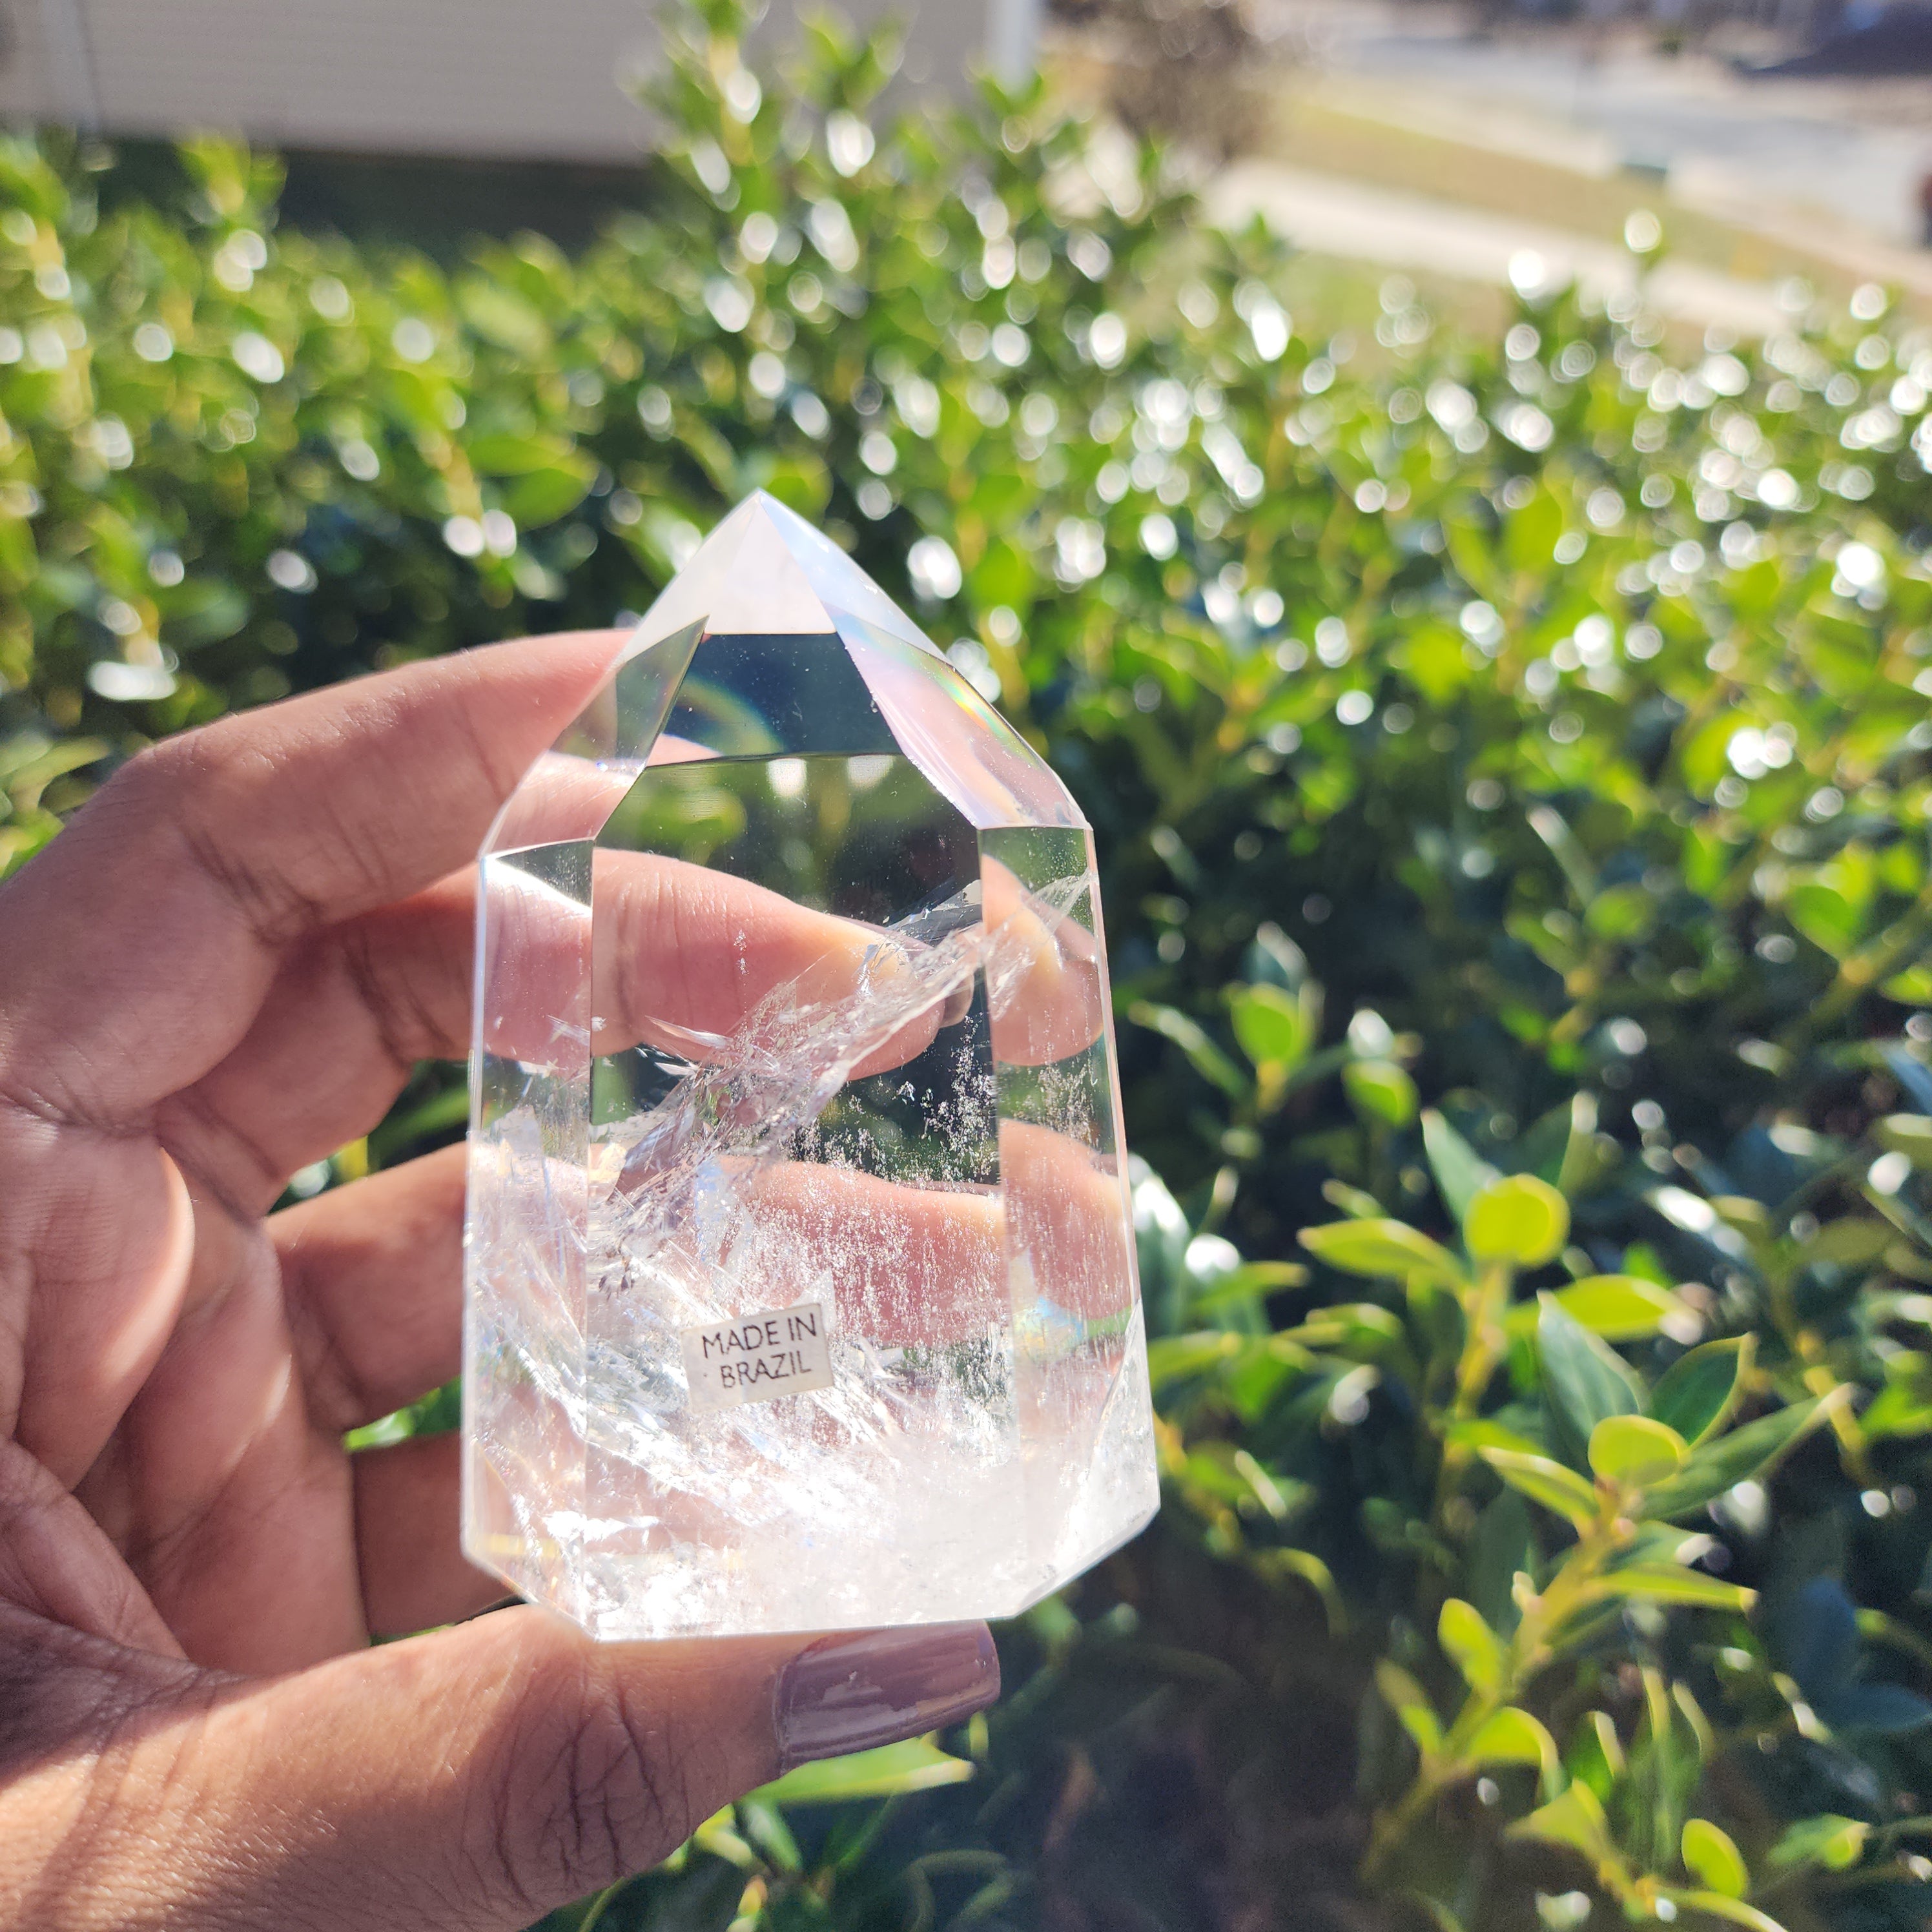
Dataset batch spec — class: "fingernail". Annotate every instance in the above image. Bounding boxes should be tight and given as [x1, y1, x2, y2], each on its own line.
[774, 1622, 999, 1771]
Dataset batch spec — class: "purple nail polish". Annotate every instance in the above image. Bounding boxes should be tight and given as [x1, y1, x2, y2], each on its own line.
[774, 1622, 1000, 1771]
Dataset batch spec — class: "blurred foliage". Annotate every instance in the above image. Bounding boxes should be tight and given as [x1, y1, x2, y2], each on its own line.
[1046, 0, 1280, 159]
[8, 0, 1932, 1926]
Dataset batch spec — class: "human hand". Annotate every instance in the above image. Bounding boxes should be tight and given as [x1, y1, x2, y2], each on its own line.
[0, 633, 998, 1930]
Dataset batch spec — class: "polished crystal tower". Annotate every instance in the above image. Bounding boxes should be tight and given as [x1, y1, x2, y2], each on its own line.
[462, 492, 1158, 1640]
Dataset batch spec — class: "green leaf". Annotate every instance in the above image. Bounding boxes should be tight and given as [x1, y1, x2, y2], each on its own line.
[1438, 1598, 1506, 1696]
[1468, 1486, 1533, 1635]
[1465, 1705, 1556, 1773]
[466, 429, 582, 475]
[1585, 882, 1653, 942]
[1322, 1180, 1386, 1220]
[1344, 1058, 1418, 1126]
[748, 454, 830, 519]
[1510, 908, 1585, 974]
[1421, 1109, 1499, 1222]
[1505, 484, 1564, 575]
[456, 280, 551, 356]
[0, 733, 105, 788]
[502, 462, 594, 528]
[1556, 1091, 1610, 1199]
[967, 535, 1036, 609]
[1129, 1002, 1248, 1099]
[1673, 1895, 1788, 1932]
[1525, 803, 1598, 903]
[1584, 1564, 1756, 1612]
[1506, 1780, 1612, 1859]
[1769, 1814, 1871, 1873]
[751, 1738, 974, 1805]
[1588, 1414, 1688, 1487]
[1229, 981, 1311, 1071]
[1883, 966, 1932, 1003]
[1876, 1114, 1932, 1163]
[1787, 880, 1862, 958]
[1479, 1446, 1600, 1528]
[1187, 1259, 1308, 1314]
[1147, 1331, 1245, 1388]
[1567, 1709, 1625, 1802]
[1643, 1397, 1828, 1521]
[737, 1794, 803, 1872]
[690, 1809, 759, 1867]
[1298, 1219, 1465, 1288]
[1863, 1352, 1932, 1439]
[1548, 1275, 1694, 1341]
[1464, 1175, 1570, 1267]
[1650, 1335, 1754, 1446]
[1262, 1547, 1348, 1636]
[1280, 1301, 1408, 1365]
[1392, 622, 1473, 704]
[1803, 1218, 1893, 1268]
[166, 579, 249, 643]
[1681, 1818, 1749, 1897]
[1536, 1293, 1644, 1468]
[367, 1080, 471, 1162]
[1444, 1416, 1545, 1459]
[1376, 1660, 1443, 1756]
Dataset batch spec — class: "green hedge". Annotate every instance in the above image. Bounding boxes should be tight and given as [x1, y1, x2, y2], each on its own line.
[6, 3, 1932, 1926]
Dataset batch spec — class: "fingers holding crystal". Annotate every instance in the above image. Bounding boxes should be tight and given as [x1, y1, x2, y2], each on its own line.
[182, 830, 945, 1208]
[353, 1431, 506, 1637]
[0, 632, 626, 1129]
[715, 1162, 1006, 1346]
[589, 852, 943, 1082]
[127, 1611, 996, 1932]
[684, 1133, 1131, 1341]
[575, 843, 1107, 1118]
[271, 1146, 467, 1434]
[607, 1120, 1131, 1358]
[579, 847, 1131, 1348]
[483, 760, 1107, 1107]
[981, 854, 1109, 1068]
[483, 751, 641, 851]
[998, 1121, 1136, 1324]
[165, 880, 478, 1209]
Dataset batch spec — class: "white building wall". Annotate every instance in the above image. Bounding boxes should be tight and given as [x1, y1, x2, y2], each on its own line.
[0, 0, 1035, 157]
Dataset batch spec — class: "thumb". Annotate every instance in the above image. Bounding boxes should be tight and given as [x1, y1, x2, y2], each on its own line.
[101, 1608, 998, 1930]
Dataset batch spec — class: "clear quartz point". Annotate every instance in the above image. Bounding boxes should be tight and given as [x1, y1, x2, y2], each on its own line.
[463, 491, 1158, 1639]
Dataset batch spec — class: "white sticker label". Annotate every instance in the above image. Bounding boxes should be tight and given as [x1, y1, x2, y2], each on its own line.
[681, 1302, 835, 1413]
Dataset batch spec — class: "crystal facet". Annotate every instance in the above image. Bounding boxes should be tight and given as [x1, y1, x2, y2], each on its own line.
[463, 492, 1158, 1640]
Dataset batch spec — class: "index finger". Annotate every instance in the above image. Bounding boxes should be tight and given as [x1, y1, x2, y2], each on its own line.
[0, 631, 628, 1125]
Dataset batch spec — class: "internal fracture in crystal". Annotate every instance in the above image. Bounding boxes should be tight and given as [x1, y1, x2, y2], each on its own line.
[464, 492, 1157, 1640]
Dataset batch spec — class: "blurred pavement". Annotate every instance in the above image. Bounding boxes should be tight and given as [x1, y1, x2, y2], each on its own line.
[1206, 1, 1932, 323]
[1206, 160, 1791, 334]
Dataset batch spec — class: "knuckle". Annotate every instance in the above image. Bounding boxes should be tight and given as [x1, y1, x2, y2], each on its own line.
[134, 724, 324, 946]
[117, 715, 240, 818]
[78, 730, 194, 854]
[0, 1614, 217, 1926]
[469, 1650, 690, 1909]
[331, 914, 430, 1073]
